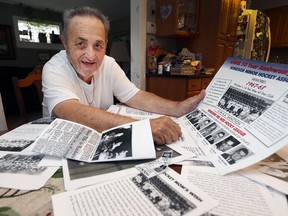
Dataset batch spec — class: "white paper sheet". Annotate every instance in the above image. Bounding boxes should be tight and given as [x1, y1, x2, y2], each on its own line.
[181, 163, 288, 216]
[178, 57, 288, 174]
[0, 152, 59, 190]
[52, 168, 218, 216]
[62, 144, 193, 191]
[31, 118, 156, 162]
[239, 145, 288, 194]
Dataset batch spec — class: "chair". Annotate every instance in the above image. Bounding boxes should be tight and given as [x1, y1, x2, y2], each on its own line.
[11, 65, 43, 125]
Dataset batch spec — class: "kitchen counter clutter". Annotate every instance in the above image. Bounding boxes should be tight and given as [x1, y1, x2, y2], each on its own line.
[146, 73, 214, 101]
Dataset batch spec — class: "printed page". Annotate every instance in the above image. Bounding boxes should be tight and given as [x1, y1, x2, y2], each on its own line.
[108, 104, 180, 124]
[31, 118, 155, 162]
[52, 168, 218, 216]
[239, 145, 288, 194]
[179, 57, 288, 174]
[136, 150, 173, 178]
[109, 104, 201, 158]
[108, 104, 163, 120]
[63, 144, 192, 191]
[90, 118, 155, 162]
[181, 164, 288, 216]
[168, 125, 208, 160]
[0, 117, 54, 153]
[0, 152, 59, 190]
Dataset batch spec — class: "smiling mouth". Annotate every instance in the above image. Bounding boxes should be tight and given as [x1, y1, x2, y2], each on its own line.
[82, 61, 96, 65]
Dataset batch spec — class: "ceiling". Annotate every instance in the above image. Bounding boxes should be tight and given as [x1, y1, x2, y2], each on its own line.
[0, 0, 287, 20]
[0, 0, 130, 21]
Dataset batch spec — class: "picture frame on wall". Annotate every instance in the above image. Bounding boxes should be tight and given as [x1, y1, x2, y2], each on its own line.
[0, 25, 15, 59]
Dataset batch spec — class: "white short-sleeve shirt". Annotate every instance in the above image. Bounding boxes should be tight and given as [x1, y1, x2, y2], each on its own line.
[42, 50, 139, 117]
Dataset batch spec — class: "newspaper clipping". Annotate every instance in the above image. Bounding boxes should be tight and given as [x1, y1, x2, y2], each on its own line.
[179, 57, 288, 174]
[31, 118, 156, 162]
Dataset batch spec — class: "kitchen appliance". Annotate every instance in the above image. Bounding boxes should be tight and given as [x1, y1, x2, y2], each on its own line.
[234, 9, 271, 61]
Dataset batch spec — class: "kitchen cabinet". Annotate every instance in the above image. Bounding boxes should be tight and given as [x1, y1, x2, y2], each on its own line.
[155, 0, 199, 38]
[146, 75, 213, 101]
[215, 39, 235, 72]
[217, 0, 241, 41]
[215, 0, 241, 71]
[264, 6, 288, 48]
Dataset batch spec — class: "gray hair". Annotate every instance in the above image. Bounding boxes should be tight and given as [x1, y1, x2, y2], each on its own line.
[62, 6, 110, 42]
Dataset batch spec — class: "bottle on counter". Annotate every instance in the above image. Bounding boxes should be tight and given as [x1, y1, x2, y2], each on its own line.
[158, 64, 163, 74]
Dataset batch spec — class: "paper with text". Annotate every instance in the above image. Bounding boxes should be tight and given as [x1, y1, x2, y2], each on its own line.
[179, 57, 288, 174]
[31, 118, 156, 162]
[181, 164, 288, 216]
[0, 152, 59, 190]
[52, 168, 218, 216]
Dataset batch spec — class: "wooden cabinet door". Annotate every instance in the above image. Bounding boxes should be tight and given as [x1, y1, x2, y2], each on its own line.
[215, 0, 240, 72]
[156, 0, 199, 37]
[217, 0, 241, 41]
[156, 0, 178, 37]
[215, 39, 235, 71]
[202, 77, 213, 89]
[218, 0, 231, 39]
[146, 76, 187, 101]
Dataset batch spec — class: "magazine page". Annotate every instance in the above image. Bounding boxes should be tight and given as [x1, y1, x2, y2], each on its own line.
[181, 163, 288, 216]
[0, 117, 55, 153]
[179, 57, 288, 174]
[0, 152, 59, 190]
[31, 118, 155, 162]
[52, 168, 218, 216]
[238, 145, 288, 194]
[63, 144, 193, 191]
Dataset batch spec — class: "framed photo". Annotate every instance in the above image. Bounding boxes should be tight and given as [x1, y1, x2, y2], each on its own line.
[0, 25, 15, 59]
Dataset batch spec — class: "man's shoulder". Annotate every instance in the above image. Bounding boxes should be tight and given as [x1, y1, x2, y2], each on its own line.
[46, 50, 67, 64]
[44, 50, 69, 70]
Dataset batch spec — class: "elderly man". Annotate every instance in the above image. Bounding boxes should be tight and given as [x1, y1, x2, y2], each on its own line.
[42, 6, 205, 145]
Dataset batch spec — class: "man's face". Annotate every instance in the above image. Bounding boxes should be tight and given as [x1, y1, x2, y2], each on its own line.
[219, 140, 233, 151]
[63, 16, 107, 81]
[231, 149, 247, 160]
[215, 132, 224, 139]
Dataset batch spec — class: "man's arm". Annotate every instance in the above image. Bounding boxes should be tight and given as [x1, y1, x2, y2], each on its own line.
[53, 89, 205, 145]
[125, 89, 205, 144]
[53, 99, 181, 145]
[53, 99, 136, 132]
[125, 89, 205, 117]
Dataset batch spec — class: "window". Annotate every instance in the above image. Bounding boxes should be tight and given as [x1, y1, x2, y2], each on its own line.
[13, 16, 63, 50]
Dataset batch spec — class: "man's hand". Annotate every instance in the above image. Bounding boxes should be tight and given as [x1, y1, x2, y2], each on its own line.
[150, 116, 182, 145]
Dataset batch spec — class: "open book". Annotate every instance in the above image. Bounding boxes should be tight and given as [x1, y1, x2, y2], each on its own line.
[31, 118, 156, 162]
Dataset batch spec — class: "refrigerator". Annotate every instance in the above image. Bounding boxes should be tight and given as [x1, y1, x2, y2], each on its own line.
[234, 9, 271, 61]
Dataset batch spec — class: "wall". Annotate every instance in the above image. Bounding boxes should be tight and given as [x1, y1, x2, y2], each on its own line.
[0, 2, 63, 67]
[250, 0, 288, 10]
